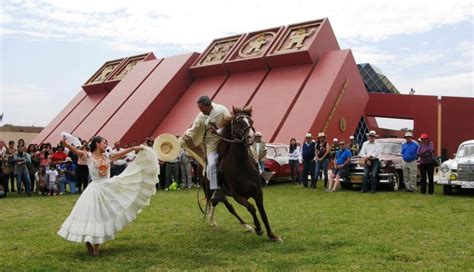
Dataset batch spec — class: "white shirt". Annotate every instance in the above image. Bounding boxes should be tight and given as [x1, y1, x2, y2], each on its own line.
[46, 169, 59, 182]
[111, 148, 127, 166]
[360, 141, 382, 158]
[289, 146, 301, 161]
[256, 143, 261, 156]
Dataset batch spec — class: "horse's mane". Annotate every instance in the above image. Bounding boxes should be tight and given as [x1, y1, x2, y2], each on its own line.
[217, 106, 253, 158]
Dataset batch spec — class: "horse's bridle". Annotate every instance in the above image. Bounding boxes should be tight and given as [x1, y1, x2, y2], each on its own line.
[217, 113, 255, 145]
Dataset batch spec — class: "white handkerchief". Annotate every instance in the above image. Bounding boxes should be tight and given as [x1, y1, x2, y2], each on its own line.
[61, 132, 82, 147]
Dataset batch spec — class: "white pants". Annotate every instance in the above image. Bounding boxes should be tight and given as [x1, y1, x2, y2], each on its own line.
[207, 151, 219, 190]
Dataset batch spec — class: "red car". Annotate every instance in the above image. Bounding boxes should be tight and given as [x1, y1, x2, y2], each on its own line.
[264, 143, 303, 182]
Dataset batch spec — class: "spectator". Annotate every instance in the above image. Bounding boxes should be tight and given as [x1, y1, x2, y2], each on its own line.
[17, 139, 25, 148]
[288, 138, 301, 184]
[360, 130, 382, 193]
[27, 144, 39, 193]
[165, 158, 179, 190]
[51, 145, 67, 164]
[76, 145, 89, 193]
[251, 132, 267, 174]
[327, 140, 352, 192]
[329, 138, 339, 171]
[14, 145, 31, 196]
[401, 131, 419, 192]
[46, 164, 59, 196]
[37, 144, 51, 170]
[0, 139, 8, 195]
[348, 136, 359, 156]
[6, 140, 16, 192]
[301, 133, 316, 188]
[0, 139, 7, 197]
[417, 133, 435, 194]
[179, 149, 193, 189]
[111, 141, 127, 177]
[35, 166, 48, 195]
[59, 157, 77, 194]
[145, 137, 154, 147]
[315, 132, 330, 189]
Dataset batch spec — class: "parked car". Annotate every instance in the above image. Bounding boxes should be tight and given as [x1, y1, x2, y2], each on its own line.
[264, 143, 303, 182]
[341, 138, 405, 191]
[438, 140, 474, 194]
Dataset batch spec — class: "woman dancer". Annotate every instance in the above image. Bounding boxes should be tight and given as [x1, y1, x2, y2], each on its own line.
[58, 135, 158, 256]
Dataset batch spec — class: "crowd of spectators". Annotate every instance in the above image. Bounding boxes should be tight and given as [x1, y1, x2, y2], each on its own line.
[0, 137, 202, 198]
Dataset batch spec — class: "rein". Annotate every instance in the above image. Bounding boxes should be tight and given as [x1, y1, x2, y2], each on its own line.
[216, 113, 255, 144]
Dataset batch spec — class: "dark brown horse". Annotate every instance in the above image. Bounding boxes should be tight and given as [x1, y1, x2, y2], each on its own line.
[201, 107, 282, 242]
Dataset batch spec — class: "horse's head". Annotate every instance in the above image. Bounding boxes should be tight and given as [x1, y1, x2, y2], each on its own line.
[230, 106, 255, 145]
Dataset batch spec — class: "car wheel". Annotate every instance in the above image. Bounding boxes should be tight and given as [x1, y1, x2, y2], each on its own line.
[389, 172, 400, 191]
[443, 185, 452, 195]
[341, 183, 353, 190]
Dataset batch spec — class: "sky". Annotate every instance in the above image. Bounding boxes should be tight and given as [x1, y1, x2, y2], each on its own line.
[0, 0, 473, 130]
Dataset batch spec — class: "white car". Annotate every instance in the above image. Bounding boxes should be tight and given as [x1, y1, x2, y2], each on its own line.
[438, 140, 474, 194]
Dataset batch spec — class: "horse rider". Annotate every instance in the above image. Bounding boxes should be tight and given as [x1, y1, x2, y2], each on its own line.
[179, 95, 231, 200]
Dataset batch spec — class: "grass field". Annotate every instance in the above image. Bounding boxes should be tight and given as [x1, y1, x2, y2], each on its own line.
[0, 183, 473, 271]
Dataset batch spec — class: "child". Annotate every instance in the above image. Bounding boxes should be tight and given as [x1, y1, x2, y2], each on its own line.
[36, 166, 48, 195]
[46, 164, 59, 196]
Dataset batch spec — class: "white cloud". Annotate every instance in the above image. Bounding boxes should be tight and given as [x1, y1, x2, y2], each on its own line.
[1, 0, 472, 51]
[393, 71, 474, 97]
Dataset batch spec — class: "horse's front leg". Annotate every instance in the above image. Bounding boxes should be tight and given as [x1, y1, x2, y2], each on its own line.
[233, 196, 263, 236]
[221, 200, 255, 233]
[254, 192, 283, 243]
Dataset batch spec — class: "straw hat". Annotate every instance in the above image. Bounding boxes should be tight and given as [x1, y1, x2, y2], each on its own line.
[305, 133, 313, 139]
[153, 134, 180, 162]
[404, 131, 413, 138]
[366, 130, 378, 137]
[255, 132, 262, 137]
[317, 132, 325, 138]
[349, 135, 355, 140]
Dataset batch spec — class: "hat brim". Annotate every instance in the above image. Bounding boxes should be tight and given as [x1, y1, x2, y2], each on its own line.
[153, 134, 180, 162]
[366, 134, 378, 137]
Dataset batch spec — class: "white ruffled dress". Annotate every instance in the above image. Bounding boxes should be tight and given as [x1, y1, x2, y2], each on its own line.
[57, 146, 158, 244]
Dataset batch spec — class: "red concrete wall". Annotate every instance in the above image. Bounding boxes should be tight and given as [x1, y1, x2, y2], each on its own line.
[72, 59, 163, 141]
[213, 70, 268, 109]
[44, 92, 108, 144]
[32, 90, 87, 144]
[365, 93, 439, 153]
[152, 75, 228, 137]
[274, 50, 368, 143]
[98, 53, 199, 144]
[247, 64, 314, 141]
[440, 96, 474, 156]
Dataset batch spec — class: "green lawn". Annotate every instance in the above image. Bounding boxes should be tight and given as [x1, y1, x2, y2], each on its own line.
[1, 183, 473, 271]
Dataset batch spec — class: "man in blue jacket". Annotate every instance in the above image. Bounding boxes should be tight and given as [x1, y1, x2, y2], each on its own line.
[301, 133, 316, 188]
[401, 131, 419, 192]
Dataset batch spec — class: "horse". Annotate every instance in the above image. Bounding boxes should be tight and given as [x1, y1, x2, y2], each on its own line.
[201, 106, 282, 242]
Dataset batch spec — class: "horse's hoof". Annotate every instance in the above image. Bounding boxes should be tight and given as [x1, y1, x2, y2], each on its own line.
[270, 235, 283, 243]
[242, 224, 255, 233]
[256, 229, 264, 236]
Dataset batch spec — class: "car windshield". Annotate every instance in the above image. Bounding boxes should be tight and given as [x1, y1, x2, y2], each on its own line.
[267, 147, 276, 157]
[277, 146, 288, 156]
[457, 144, 474, 158]
[358, 142, 401, 155]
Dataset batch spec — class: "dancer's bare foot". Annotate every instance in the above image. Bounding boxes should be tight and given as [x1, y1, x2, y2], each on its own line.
[93, 244, 100, 256]
[85, 242, 93, 255]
